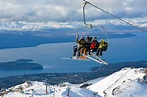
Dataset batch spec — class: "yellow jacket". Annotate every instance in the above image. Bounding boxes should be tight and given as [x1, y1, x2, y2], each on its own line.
[99, 40, 106, 49]
[99, 43, 105, 49]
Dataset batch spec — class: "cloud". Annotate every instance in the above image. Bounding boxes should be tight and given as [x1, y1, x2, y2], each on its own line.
[85, 0, 147, 20]
[0, 0, 146, 22]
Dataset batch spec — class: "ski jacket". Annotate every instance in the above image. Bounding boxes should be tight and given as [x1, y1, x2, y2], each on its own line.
[99, 42, 106, 49]
[90, 41, 98, 49]
[99, 40, 108, 51]
[76, 38, 86, 47]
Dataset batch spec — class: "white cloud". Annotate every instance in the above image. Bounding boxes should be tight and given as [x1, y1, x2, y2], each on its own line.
[0, 0, 146, 22]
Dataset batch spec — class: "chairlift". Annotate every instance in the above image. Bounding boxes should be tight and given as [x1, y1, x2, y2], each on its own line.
[68, 0, 145, 65]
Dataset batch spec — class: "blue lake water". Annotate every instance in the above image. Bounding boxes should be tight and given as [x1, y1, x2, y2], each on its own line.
[0, 32, 147, 78]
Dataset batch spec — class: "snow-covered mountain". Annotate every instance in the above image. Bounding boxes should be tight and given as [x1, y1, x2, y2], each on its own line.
[88, 68, 147, 97]
[0, 17, 146, 31]
[0, 21, 77, 31]
[1, 68, 147, 97]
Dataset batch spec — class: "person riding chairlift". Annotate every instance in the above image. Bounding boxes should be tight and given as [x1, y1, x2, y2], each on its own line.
[73, 36, 86, 58]
[84, 36, 93, 56]
[90, 37, 99, 53]
[96, 39, 108, 56]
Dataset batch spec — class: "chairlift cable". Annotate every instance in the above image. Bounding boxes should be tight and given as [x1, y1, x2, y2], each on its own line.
[83, 0, 146, 32]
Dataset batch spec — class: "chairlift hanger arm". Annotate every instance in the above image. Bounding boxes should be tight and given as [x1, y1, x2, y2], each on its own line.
[83, 0, 109, 43]
[83, 1, 88, 26]
[83, 0, 92, 28]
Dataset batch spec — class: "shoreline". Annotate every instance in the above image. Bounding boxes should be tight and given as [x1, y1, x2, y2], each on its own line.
[0, 32, 145, 78]
[0, 60, 147, 89]
[0, 32, 136, 50]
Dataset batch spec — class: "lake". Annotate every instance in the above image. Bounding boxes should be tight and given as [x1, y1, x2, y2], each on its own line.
[0, 32, 147, 78]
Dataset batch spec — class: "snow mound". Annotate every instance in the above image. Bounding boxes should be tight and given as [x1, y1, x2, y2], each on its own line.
[3, 81, 100, 97]
[88, 68, 147, 97]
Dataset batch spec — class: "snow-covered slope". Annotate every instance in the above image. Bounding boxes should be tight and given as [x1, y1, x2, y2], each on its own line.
[2, 68, 147, 97]
[3, 81, 101, 97]
[88, 68, 147, 97]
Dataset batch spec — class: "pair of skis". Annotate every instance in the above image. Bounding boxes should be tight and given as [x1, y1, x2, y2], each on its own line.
[86, 53, 108, 65]
[63, 53, 108, 65]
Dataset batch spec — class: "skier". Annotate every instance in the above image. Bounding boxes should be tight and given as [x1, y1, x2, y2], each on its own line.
[84, 36, 93, 56]
[96, 39, 108, 56]
[90, 37, 99, 53]
[73, 36, 86, 58]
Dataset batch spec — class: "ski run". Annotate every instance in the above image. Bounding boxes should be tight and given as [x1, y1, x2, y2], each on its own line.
[1, 68, 147, 97]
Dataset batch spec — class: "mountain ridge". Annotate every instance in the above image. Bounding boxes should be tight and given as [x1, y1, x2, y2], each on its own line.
[1, 67, 147, 97]
[0, 60, 147, 90]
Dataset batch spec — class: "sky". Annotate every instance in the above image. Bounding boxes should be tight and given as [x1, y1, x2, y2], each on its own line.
[0, 0, 147, 23]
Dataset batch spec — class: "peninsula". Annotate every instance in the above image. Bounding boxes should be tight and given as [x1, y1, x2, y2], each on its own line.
[0, 59, 43, 70]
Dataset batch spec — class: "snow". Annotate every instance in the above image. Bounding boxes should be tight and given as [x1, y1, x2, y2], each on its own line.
[2, 68, 147, 97]
[3, 81, 100, 97]
[88, 68, 147, 97]
[0, 17, 146, 31]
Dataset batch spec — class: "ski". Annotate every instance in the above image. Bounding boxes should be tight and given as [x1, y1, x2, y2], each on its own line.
[85, 55, 103, 64]
[62, 54, 108, 65]
[62, 56, 89, 61]
[90, 53, 108, 65]
[62, 57, 77, 60]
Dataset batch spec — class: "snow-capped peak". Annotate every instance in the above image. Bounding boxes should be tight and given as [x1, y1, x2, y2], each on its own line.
[0, 17, 146, 31]
[0, 21, 77, 31]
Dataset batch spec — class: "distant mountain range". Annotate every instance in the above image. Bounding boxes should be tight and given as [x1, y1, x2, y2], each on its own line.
[0, 17, 146, 31]
[0, 18, 146, 49]
[0, 27, 136, 49]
